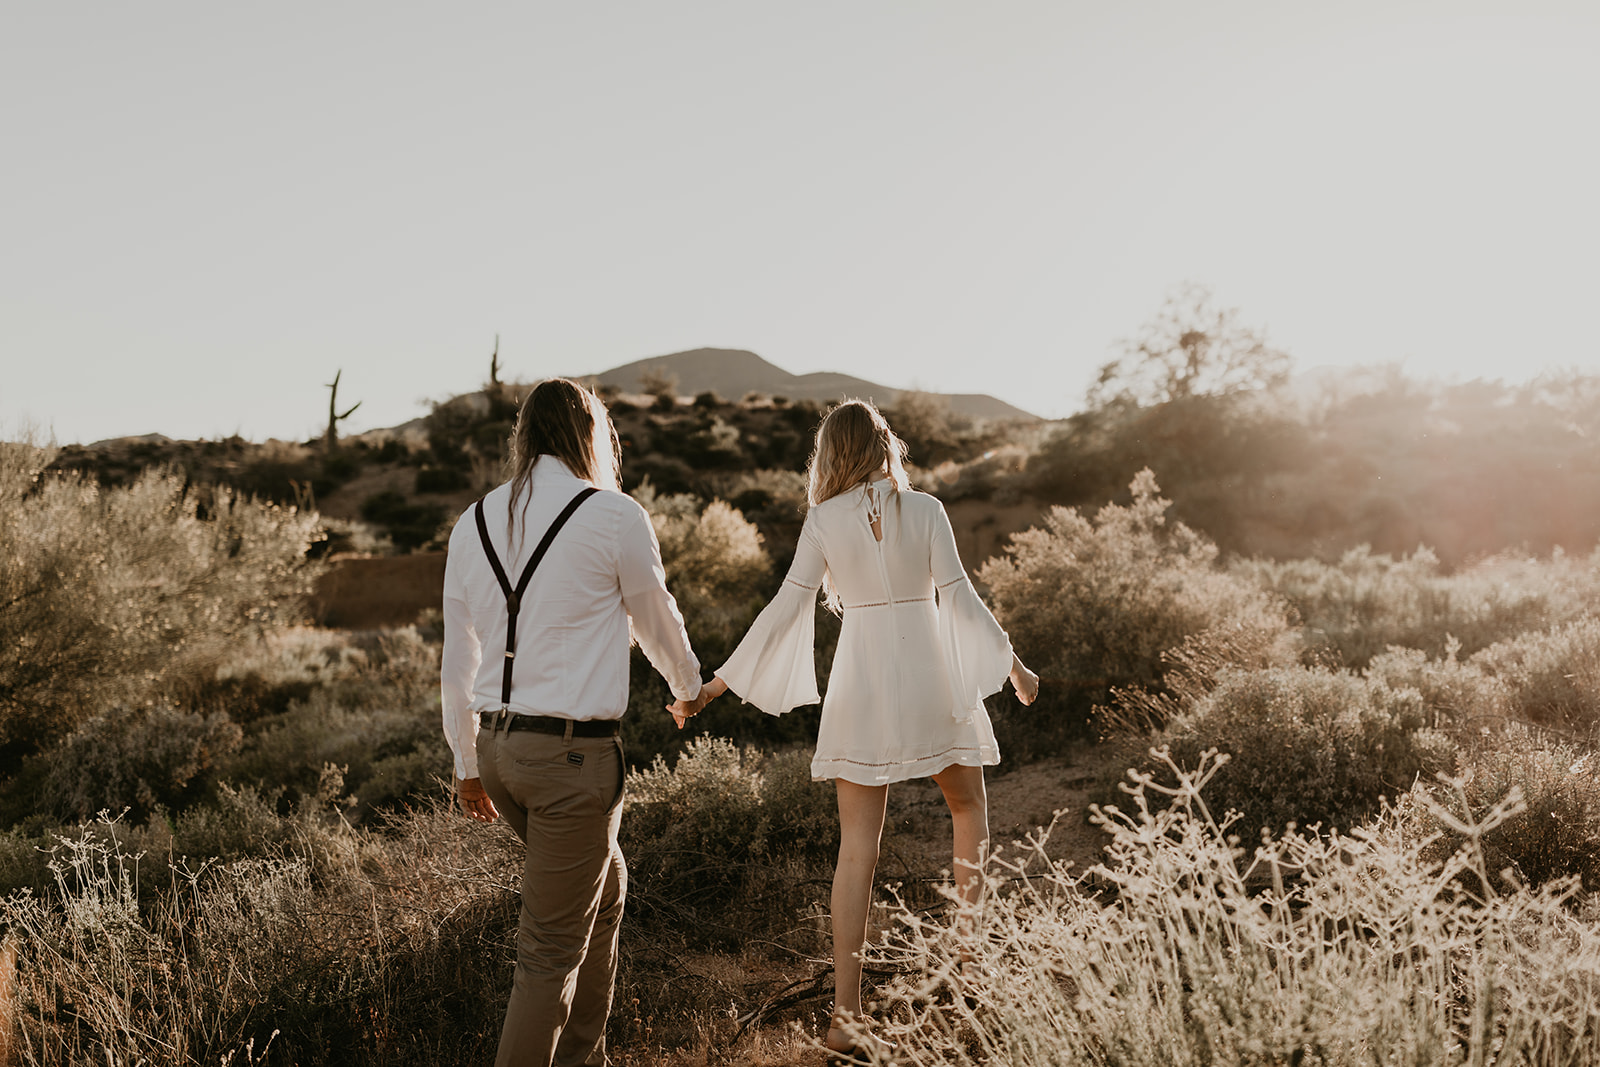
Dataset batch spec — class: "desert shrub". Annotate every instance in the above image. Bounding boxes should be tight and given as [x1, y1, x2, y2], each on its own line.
[1098, 618, 1306, 737]
[226, 690, 445, 819]
[167, 780, 300, 863]
[1237, 545, 1600, 668]
[0, 795, 518, 1067]
[414, 464, 468, 494]
[359, 489, 448, 551]
[1366, 642, 1509, 735]
[0, 446, 321, 765]
[1471, 615, 1600, 734]
[621, 739, 836, 938]
[201, 628, 445, 819]
[978, 470, 1295, 746]
[1396, 731, 1600, 892]
[868, 751, 1600, 1067]
[34, 705, 243, 823]
[632, 483, 772, 648]
[1140, 665, 1457, 834]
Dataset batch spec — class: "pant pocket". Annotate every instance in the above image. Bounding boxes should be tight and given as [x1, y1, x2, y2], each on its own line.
[607, 737, 626, 813]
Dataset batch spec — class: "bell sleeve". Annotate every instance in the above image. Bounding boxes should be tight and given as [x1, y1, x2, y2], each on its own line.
[931, 501, 1013, 723]
[717, 514, 826, 717]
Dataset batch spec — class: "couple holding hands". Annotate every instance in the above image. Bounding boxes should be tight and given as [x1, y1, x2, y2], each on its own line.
[442, 379, 1038, 1067]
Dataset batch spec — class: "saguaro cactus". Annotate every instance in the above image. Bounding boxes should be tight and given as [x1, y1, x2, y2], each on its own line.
[488, 334, 501, 390]
[325, 369, 362, 452]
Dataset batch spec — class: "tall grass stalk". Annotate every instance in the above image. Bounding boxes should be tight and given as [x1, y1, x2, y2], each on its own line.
[864, 750, 1600, 1066]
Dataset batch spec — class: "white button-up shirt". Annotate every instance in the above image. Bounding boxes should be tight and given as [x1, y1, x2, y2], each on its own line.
[441, 456, 702, 779]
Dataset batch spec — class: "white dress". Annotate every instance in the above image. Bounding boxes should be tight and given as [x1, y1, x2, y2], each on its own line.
[717, 479, 1014, 785]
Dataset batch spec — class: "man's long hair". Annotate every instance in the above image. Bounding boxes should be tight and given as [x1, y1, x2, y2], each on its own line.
[506, 378, 620, 546]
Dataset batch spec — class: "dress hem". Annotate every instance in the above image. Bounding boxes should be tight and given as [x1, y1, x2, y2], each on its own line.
[811, 745, 1000, 786]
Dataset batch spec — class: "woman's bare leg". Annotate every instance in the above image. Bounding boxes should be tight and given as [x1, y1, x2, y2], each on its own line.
[831, 779, 889, 1047]
[931, 763, 989, 956]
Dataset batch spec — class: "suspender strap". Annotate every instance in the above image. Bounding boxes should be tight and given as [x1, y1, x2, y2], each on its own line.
[473, 487, 601, 709]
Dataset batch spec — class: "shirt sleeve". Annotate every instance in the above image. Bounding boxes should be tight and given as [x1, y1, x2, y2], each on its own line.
[618, 504, 703, 702]
[931, 500, 1013, 723]
[717, 513, 826, 716]
[441, 545, 483, 780]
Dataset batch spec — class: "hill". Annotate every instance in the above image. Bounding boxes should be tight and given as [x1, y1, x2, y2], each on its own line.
[590, 348, 1037, 421]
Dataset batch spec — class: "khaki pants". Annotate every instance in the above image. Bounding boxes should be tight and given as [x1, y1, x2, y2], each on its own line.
[478, 724, 627, 1067]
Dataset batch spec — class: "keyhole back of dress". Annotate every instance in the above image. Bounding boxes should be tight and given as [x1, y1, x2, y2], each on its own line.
[866, 484, 884, 543]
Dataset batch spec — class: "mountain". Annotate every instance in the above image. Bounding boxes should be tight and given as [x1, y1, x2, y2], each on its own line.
[588, 348, 1038, 421]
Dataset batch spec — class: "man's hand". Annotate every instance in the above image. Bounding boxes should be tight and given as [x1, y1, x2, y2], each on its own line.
[456, 776, 499, 823]
[668, 676, 729, 728]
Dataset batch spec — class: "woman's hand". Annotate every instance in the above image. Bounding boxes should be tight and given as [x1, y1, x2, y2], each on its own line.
[1009, 655, 1040, 706]
[668, 676, 729, 728]
[456, 776, 499, 823]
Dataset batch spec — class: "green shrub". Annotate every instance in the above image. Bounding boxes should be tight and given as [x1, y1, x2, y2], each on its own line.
[1471, 615, 1600, 734]
[979, 470, 1296, 746]
[35, 705, 243, 823]
[869, 751, 1600, 1067]
[1397, 731, 1600, 892]
[621, 738, 836, 938]
[1236, 546, 1600, 668]
[1140, 665, 1457, 834]
[359, 490, 448, 552]
[0, 446, 321, 765]
[1365, 642, 1508, 734]
[632, 483, 772, 648]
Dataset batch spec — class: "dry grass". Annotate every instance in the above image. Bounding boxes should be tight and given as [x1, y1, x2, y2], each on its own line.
[858, 750, 1600, 1066]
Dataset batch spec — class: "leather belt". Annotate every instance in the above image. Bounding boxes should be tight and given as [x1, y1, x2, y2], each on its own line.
[478, 712, 620, 737]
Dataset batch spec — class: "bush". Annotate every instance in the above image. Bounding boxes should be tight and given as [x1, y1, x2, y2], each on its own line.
[632, 483, 772, 648]
[1471, 615, 1600, 734]
[35, 705, 243, 823]
[979, 470, 1295, 744]
[0, 446, 322, 765]
[1365, 642, 1508, 735]
[1236, 546, 1600, 668]
[868, 751, 1600, 1066]
[359, 490, 448, 552]
[1397, 731, 1600, 892]
[1140, 665, 1457, 834]
[621, 738, 836, 938]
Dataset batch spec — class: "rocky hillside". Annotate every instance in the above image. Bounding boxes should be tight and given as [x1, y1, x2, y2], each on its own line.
[591, 347, 1037, 421]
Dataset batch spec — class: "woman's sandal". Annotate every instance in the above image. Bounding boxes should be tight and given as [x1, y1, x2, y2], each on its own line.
[824, 1026, 860, 1062]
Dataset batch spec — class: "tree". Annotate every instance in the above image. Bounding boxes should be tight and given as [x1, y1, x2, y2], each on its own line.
[1089, 283, 1291, 410]
[324, 369, 362, 452]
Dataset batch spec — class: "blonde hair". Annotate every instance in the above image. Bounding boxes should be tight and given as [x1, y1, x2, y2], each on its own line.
[505, 378, 620, 545]
[806, 398, 910, 506]
[805, 399, 911, 615]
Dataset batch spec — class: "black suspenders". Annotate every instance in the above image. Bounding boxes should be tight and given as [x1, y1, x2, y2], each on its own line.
[473, 487, 600, 711]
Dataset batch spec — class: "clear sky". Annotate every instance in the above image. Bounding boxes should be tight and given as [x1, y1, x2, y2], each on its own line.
[5, 2, 1598, 445]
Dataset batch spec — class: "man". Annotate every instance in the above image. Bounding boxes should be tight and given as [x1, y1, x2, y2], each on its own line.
[442, 378, 702, 1067]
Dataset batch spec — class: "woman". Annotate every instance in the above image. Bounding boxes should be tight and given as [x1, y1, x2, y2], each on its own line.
[442, 378, 704, 1067]
[670, 399, 1038, 1057]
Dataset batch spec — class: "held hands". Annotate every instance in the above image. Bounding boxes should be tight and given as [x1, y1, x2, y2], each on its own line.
[456, 776, 499, 823]
[668, 676, 729, 728]
[1010, 654, 1040, 706]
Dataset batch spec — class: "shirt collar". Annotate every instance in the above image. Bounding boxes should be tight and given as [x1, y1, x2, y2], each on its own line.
[531, 454, 585, 485]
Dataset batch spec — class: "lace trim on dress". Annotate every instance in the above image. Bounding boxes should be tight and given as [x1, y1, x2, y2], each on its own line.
[843, 596, 934, 610]
[815, 744, 986, 769]
[784, 577, 816, 591]
[936, 574, 967, 589]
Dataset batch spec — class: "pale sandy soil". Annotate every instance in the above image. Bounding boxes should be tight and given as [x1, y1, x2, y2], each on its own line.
[614, 745, 1120, 1067]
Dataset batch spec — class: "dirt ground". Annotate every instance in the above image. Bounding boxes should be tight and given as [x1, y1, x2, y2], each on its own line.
[614, 746, 1120, 1067]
